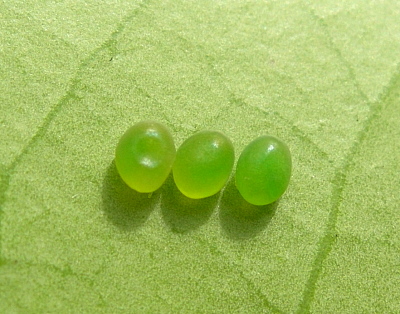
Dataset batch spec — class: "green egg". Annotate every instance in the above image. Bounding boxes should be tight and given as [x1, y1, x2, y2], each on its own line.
[115, 121, 176, 193]
[235, 136, 292, 206]
[173, 131, 235, 199]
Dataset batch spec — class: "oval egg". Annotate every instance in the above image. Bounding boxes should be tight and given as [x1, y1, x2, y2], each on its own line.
[173, 131, 234, 199]
[115, 121, 176, 193]
[235, 135, 292, 206]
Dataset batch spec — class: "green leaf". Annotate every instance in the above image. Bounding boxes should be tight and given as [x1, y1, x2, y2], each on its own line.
[1, 0, 399, 312]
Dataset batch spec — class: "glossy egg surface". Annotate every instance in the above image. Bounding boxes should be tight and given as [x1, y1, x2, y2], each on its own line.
[115, 121, 176, 193]
[235, 135, 291, 205]
[173, 131, 234, 199]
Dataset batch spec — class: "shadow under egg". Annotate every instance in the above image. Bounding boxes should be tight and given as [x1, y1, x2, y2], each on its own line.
[219, 178, 278, 241]
[160, 174, 218, 234]
[101, 161, 159, 231]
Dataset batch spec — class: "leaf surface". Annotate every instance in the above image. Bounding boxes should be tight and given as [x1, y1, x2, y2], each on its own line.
[1, 0, 399, 312]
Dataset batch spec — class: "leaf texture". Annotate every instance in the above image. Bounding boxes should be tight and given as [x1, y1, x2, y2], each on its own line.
[1, 0, 399, 312]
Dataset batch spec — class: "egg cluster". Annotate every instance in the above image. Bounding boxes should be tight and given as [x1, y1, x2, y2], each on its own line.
[115, 121, 292, 206]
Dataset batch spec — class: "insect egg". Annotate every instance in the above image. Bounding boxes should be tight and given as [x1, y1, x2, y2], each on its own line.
[173, 131, 234, 199]
[115, 121, 176, 193]
[235, 135, 292, 205]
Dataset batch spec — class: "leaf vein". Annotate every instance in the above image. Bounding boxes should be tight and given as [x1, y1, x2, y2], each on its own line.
[297, 65, 400, 313]
[0, 0, 151, 260]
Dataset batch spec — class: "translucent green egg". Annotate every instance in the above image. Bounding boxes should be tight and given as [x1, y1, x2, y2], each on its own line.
[115, 121, 176, 193]
[235, 136, 292, 206]
[173, 131, 235, 199]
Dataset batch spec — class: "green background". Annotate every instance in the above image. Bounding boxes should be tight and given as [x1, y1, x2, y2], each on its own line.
[1, 0, 399, 312]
